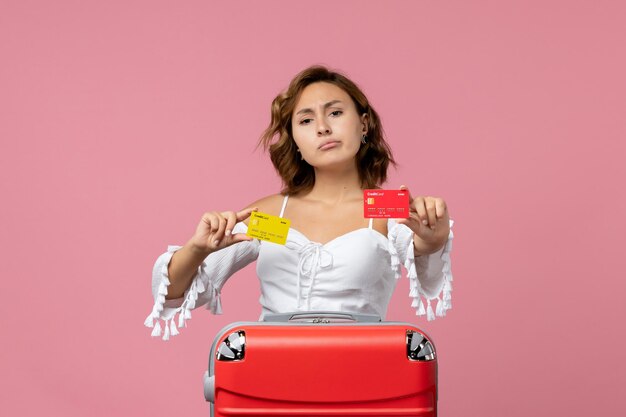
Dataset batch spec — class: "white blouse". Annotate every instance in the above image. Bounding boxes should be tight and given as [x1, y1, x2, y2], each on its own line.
[144, 199, 454, 341]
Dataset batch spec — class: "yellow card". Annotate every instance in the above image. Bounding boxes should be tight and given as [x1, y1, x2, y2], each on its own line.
[246, 211, 291, 245]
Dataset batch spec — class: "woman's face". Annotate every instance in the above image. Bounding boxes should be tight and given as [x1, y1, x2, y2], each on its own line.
[291, 82, 368, 169]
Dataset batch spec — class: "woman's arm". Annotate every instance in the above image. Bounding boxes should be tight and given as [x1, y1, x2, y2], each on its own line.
[166, 207, 257, 299]
[166, 242, 215, 299]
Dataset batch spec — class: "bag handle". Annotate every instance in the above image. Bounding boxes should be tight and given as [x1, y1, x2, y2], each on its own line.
[262, 311, 381, 323]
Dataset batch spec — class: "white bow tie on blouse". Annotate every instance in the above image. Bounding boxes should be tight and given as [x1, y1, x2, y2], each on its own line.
[286, 240, 334, 310]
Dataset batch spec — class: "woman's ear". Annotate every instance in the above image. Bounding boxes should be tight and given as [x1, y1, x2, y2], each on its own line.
[360, 113, 369, 135]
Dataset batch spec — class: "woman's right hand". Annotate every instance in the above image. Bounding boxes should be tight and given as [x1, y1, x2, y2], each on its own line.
[188, 207, 258, 255]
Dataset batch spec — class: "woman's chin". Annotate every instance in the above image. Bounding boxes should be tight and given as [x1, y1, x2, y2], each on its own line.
[309, 155, 358, 171]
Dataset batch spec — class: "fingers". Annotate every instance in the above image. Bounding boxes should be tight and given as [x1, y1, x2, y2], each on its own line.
[425, 198, 437, 228]
[399, 185, 447, 229]
[213, 214, 228, 246]
[219, 211, 235, 237]
[413, 196, 429, 226]
[401, 184, 425, 223]
[197, 208, 257, 253]
[208, 207, 260, 245]
[400, 185, 420, 223]
[235, 206, 258, 222]
[435, 199, 447, 219]
[221, 207, 259, 238]
[200, 212, 227, 245]
[202, 212, 220, 234]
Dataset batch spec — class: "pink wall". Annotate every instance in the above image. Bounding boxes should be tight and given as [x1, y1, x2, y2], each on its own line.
[1, 1, 625, 415]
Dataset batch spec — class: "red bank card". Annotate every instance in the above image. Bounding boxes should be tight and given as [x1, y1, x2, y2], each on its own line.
[363, 189, 410, 218]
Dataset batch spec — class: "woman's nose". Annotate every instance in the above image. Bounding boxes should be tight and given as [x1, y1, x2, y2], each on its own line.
[316, 119, 331, 136]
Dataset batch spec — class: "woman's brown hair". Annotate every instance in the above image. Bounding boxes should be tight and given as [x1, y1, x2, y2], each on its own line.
[259, 65, 396, 195]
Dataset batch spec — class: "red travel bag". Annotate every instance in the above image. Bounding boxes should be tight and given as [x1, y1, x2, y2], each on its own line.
[203, 312, 438, 416]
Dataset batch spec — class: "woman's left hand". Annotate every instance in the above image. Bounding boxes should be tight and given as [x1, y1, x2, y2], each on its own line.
[396, 185, 450, 255]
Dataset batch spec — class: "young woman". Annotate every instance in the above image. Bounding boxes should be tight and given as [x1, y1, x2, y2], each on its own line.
[144, 66, 454, 340]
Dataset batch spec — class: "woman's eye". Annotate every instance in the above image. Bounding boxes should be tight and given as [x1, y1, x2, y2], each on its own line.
[330, 110, 343, 117]
[299, 118, 312, 125]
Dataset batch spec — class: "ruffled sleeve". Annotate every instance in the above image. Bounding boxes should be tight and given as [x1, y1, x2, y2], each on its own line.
[388, 219, 454, 321]
[144, 222, 260, 340]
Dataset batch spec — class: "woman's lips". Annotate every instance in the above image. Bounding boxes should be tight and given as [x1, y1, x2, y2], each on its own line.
[319, 140, 339, 150]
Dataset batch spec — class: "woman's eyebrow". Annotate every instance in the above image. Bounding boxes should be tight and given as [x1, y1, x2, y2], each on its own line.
[295, 100, 343, 115]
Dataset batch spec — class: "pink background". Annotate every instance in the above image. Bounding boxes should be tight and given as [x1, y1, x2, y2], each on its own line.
[1, 1, 625, 415]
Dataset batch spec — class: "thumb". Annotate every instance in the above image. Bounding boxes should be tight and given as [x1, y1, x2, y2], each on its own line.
[230, 232, 254, 244]
[399, 184, 413, 202]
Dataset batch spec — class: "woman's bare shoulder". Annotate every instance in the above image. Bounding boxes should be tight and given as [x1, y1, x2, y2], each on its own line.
[241, 193, 286, 225]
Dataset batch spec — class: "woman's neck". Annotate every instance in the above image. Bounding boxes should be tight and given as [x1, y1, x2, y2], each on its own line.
[305, 163, 363, 203]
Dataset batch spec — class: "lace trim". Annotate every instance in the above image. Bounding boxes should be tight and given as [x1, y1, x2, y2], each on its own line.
[389, 220, 454, 321]
[143, 249, 222, 341]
